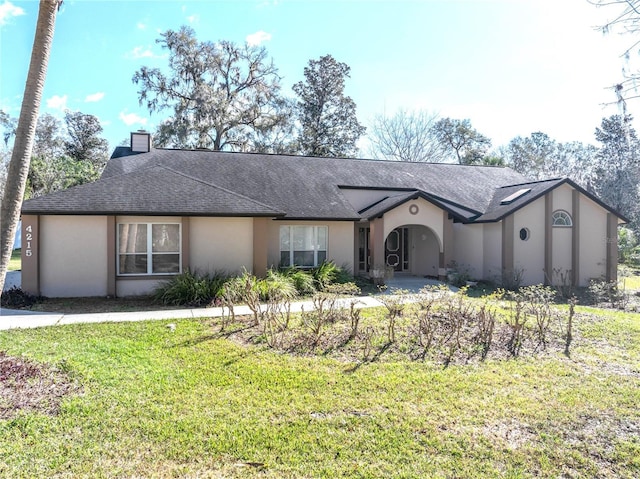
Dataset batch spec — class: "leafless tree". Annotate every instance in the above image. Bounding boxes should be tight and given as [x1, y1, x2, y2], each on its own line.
[590, 0, 640, 105]
[368, 109, 446, 162]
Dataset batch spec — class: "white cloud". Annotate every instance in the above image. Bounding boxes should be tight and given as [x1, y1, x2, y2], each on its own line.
[46, 94, 67, 110]
[0, 1, 25, 26]
[126, 46, 155, 59]
[84, 92, 104, 103]
[136, 21, 146, 30]
[119, 111, 147, 127]
[186, 14, 199, 24]
[246, 30, 272, 46]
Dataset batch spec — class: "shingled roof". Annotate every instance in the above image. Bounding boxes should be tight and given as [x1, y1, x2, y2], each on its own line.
[22, 147, 627, 222]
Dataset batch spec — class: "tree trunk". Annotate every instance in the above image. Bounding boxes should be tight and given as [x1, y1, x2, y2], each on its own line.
[0, 0, 60, 294]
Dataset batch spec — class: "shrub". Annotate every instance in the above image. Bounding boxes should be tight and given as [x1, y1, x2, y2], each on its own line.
[0, 287, 41, 309]
[278, 266, 316, 295]
[312, 260, 339, 291]
[264, 270, 298, 301]
[153, 270, 228, 306]
[588, 279, 628, 309]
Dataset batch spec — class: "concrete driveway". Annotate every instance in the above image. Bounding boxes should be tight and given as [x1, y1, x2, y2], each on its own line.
[3, 271, 20, 292]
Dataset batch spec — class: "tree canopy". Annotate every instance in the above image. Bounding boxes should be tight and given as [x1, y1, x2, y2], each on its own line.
[432, 118, 491, 165]
[593, 114, 640, 230]
[133, 26, 284, 151]
[0, 110, 107, 199]
[293, 54, 366, 157]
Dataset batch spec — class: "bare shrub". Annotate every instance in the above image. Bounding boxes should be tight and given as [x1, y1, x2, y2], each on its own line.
[348, 299, 363, 341]
[588, 279, 629, 309]
[505, 290, 528, 357]
[564, 296, 578, 357]
[378, 288, 411, 343]
[521, 285, 557, 351]
[473, 302, 496, 361]
[362, 326, 375, 361]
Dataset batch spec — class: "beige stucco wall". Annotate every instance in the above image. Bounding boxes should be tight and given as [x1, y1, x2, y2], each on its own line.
[410, 226, 440, 277]
[553, 184, 573, 214]
[266, 220, 354, 271]
[117, 279, 165, 297]
[513, 199, 546, 285]
[383, 199, 443, 251]
[578, 195, 608, 284]
[40, 215, 108, 297]
[550, 184, 574, 282]
[452, 223, 484, 280]
[339, 189, 410, 213]
[189, 217, 254, 275]
[483, 222, 502, 281]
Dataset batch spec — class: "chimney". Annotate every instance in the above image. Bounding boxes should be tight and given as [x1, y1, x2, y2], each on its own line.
[130, 130, 152, 153]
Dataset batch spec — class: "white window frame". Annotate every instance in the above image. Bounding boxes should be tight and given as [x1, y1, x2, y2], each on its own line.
[117, 222, 182, 276]
[279, 225, 328, 268]
[551, 210, 573, 227]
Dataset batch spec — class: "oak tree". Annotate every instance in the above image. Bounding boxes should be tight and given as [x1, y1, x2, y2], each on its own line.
[133, 26, 284, 151]
[433, 117, 491, 164]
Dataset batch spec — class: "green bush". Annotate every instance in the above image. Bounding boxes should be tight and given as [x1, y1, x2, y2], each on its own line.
[153, 270, 229, 306]
[264, 270, 298, 301]
[312, 260, 356, 291]
[278, 266, 317, 295]
[618, 227, 640, 265]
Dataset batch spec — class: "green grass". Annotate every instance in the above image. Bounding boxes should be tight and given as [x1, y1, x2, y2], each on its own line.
[620, 264, 640, 291]
[0, 303, 639, 478]
[7, 248, 20, 271]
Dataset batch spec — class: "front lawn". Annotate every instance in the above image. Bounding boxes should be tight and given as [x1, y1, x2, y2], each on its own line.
[8, 248, 20, 271]
[0, 302, 638, 478]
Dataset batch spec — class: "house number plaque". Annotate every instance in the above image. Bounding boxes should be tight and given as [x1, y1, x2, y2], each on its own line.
[24, 225, 33, 257]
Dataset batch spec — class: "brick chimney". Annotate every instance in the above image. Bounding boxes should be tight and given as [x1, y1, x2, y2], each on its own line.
[130, 130, 152, 153]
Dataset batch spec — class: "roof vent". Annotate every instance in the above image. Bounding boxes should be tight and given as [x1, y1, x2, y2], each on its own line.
[500, 188, 531, 205]
[131, 130, 151, 153]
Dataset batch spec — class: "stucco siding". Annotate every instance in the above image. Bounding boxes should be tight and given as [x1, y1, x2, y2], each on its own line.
[513, 199, 546, 285]
[452, 223, 484, 280]
[266, 221, 354, 271]
[189, 217, 254, 274]
[117, 279, 164, 297]
[553, 184, 574, 215]
[40, 215, 108, 297]
[483, 222, 502, 280]
[410, 226, 440, 277]
[579, 196, 608, 284]
[551, 228, 572, 281]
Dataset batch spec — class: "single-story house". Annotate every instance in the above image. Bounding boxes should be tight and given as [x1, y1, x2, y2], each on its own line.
[20, 131, 627, 297]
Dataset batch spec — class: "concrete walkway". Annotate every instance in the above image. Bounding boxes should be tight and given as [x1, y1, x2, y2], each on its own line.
[0, 274, 455, 331]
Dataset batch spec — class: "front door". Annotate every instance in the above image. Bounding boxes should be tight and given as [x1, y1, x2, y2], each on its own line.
[385, 227, 409, 272]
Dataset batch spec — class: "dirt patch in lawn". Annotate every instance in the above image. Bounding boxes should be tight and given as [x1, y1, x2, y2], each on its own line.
[0, 351, 81, 420]
[29, 296, 190, 314]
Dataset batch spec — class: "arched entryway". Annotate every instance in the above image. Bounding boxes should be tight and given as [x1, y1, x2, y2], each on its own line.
[384, 225, 440, 278]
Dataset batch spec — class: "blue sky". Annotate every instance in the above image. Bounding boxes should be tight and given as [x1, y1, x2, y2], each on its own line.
[0, 0, 634, 154]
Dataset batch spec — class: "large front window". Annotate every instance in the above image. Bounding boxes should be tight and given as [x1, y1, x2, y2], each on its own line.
[118, 223, 181, 275]
[280, 225, 327, 267]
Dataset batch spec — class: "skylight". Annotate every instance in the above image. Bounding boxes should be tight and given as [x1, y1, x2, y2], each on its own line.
[500, 188, 531, 205]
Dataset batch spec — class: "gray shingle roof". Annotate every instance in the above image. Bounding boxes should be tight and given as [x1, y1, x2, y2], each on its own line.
[95, 148, 528, 219]
[22, 148, 627, 222]
[22, 165, 283, 216]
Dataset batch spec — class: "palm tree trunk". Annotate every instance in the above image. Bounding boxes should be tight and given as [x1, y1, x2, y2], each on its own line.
[0, 0, 61, 294]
